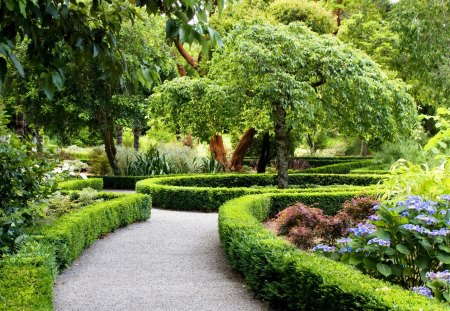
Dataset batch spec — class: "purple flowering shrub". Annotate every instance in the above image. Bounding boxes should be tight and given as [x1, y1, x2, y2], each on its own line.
[314, 195, 450, 302]
[274, 196, 377, 249]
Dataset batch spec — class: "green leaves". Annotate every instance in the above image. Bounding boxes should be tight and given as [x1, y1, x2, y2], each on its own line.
[376, 263, 392, 277]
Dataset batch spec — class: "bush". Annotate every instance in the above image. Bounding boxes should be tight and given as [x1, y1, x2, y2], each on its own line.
[302, 159, 375, 174]
[0, 193, 151, 309]
[136, 173, 384, 212]
[0, 114, 54, 254]
[218, 194, 447, 310]
[57, 178, 103, 191]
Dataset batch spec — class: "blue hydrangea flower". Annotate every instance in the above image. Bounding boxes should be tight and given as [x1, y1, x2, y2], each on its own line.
[402, 224, 426, 233]
[312, 244, 335, 252]
[372, 204, 380, 210]
[400, 211, 409, 217]
[349, 223, 376, 237]
[412, 286, 433, 298]
[368, 214, 381, 221]
[338, 246, 352, 253]
[438, 195, 450, 202]
[426, 228, 449, 237]
[336, 237, 352, 244]
[426, 270, 450, 283]
[367, 238, 390, 247]
[415, 215, 438, 225]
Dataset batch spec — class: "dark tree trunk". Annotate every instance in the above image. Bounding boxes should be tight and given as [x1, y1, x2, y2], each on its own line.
[16, 112, 25, 138]
[209, 134, 227, 165]
[98, 111, 119, 175]
[334, 0, 344, 34]
[257, 132, 271, 174]
[360, 139, 369, 157]
[273, 102, 289, 189]
[230, 128, 257, 171]
[306, 133, 316, 154]
[133, 127, 140, 151]
[116, 126, 123, 146]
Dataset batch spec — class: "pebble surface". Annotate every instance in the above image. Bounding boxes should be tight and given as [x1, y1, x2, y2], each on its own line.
[53, 208, 268, 311]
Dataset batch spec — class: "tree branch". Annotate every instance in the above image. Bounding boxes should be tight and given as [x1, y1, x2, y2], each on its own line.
[174, 39, 199, 70]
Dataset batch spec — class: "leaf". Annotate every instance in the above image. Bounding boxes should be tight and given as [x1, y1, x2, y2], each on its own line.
[376, 263, 392, 277]
[436, 253, 450, 264]
[18, 0, 27, 17]
[363, 257, 376, 270]
[438, 245, 450, 253]
[396, 244, 411, 255]
[8, 53, 24, 77]
[51, 71, 63, 90]
[415, 256, 430, 269]
[166, 19, 179, 39]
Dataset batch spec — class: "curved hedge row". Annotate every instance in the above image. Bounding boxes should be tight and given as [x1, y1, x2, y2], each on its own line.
[57, 178, 103, 191]
[136, 173, 385, 212]
[0, 193, 151, 310]
[218, 194, 447, 310]
[302, 159, 375, 174]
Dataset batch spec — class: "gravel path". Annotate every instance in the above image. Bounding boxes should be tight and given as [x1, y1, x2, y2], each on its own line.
[53, 209, 268, 311]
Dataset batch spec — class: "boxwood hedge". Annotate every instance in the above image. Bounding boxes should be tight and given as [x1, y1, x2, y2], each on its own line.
[0, 193, 151, 310]
[218, 194, 448, 310]
[136, 173, 385, 212]
[302, 159, 375, 174]
[57, 178, 103, 191]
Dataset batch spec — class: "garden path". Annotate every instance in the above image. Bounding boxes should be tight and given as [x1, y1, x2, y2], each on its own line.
[53, 207, 268, 311]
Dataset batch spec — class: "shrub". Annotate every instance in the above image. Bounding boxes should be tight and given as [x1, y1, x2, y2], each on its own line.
[88, 147, 111, 175]
[0, 194, 151, 309]
[0, 113, 54, 254]
[303, 159, 375, 174]
[218, 194, 447, 310]
[57, 178, 103, 191]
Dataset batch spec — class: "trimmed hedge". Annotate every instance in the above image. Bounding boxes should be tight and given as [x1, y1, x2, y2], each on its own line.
[0, 194, 151, 310]
[302, 159, 375, 174]
[136, 173, 384, 212]
[243, 156, 372, 168]
[57, 178, 103, 191]
[92, 176, 148, 190]
[218, 194, 448, 310]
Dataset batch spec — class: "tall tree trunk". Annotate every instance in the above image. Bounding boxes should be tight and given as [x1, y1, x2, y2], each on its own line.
[133, 127, 140, 151]
[116, 126, 123, 146]
[16, 112, 25, 138]
[98, 111, 119, 175]
[209, 134, 227, 165]
[306, 133, 316, 154]
[257, 132, 271, 174]
[360, 139, 369, 157]
[230, 128, 257, 171]
[334, 0, 344, 34]
[274, 102, 289, 189]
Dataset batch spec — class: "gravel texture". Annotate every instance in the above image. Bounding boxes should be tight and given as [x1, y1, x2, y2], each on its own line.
[53, 208, 268, 311]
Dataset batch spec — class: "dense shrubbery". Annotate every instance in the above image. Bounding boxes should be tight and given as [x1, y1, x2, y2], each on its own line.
[0, 193, 151, 309]
[57, 178, 103, 191]
[0, 114, 55, 254]
[219, 194, 446, 310]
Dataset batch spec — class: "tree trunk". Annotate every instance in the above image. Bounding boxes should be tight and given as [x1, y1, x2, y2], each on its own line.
[16, 112, 25, 138]
[230, 128, 257, 171]
[306, 133, 316, 154]
[116, 126, 123, 146]
[209, 134, 227, 165]
[274, 102, 289, 189]
[360, 139, 369, 157]
[133, 127, 140, 151]
[98, 111, 119, 175]
[257, 132, 271, 174]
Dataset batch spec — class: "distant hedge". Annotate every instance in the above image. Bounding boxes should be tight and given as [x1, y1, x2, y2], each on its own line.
[0, 194, 151, 310]
[57, 178, 103, 191]
[218, 194, 447, 311]
[136, 173, 384, 212]
[243, 156, 371, 168]
[302, 159, 375, 174]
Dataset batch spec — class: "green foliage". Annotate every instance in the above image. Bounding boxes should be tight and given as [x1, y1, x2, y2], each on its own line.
[303, 159, 375, 174]
[374, 140, 425, 167]
[119, 148, 173, 176]
[96, 176, 149, 190]
[218, 194, 446, 310]
[268, 0, 337, 34]
[57, 179, 103, 191]
[0, 113, 54, 254]
[0, 194, 151, 309]
[88, 147, 111, 176]
[136, 173, 384, 211]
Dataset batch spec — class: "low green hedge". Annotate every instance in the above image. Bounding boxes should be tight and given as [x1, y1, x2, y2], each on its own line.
[136, 173, 384, 212]
[57, 178, 103, 191]
[350, 169, 391, 174]
[243, 156, 372, 168]
[0, 193, 151, 310]
[302, 159, 375, 174]
[92, 176, 148, 190]
[218, 194, 447, 310]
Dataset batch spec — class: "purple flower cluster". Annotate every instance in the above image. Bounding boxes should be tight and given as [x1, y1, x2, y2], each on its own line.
[368, 214, 381, 221]
[312, 244, 335, 252]
[426, 270, 450, 283]
[338, 246, 352, 253]
[415, 215, 438, 225]
[438, 195, 450, 201]
[402, 196, 438, 214]
[367, 238, 390, 247]
[402, 224, 427, 233]
[412, 286, 433, 298]
[348, 223, 376, 237]
[402, 224, 449, 236]
[336, 237, 352, 244]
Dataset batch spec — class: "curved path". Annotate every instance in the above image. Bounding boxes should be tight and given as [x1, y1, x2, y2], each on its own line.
[53, 208, 268, 311]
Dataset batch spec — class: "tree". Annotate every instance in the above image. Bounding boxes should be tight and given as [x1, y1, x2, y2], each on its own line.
[208, 23, 416, 188]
